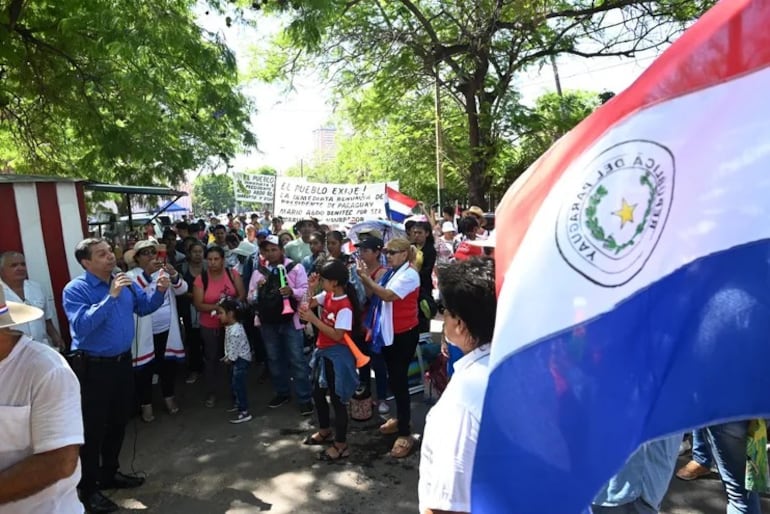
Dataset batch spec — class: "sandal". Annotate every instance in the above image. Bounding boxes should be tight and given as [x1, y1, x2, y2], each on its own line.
[390, 436, 414, 458]
[165, 397, 180, 415]
[379, 418, 399, 435]
[140, 404, 154, 423]
[319, 443, 349, 461]
[675, 460, 711, 481]
[303, 431, 333, 445]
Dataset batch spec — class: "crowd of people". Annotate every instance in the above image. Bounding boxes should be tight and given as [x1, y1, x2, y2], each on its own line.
[0, 203, 765, 514]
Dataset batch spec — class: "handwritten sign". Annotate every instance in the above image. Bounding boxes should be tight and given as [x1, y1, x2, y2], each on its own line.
[274, 177, 397, 224]
[233, 173, 276, 203]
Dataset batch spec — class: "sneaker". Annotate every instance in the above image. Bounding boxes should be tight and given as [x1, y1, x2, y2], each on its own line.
[185, 372, 199, 384]
[378, 401, 390, 415]
[268, 395, 290, 409]
[226, 404, 239, 413]
[298, 402, 314, 416]
[229, 412, 252, 424]
[205, 395, 216, 408]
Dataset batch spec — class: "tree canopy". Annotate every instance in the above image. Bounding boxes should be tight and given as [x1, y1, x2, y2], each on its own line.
[290, 89, 603, 207]
[0, 0, 256, 185]
[253, 0, 714, 206]
[192, 172, 234, 214]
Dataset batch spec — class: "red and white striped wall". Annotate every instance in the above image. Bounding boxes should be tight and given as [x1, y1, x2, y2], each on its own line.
[0, 176, 88, 335]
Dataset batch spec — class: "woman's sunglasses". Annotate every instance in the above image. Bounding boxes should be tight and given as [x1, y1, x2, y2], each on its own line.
[383, 249, 405, 256]
[138, 248, 157, 257]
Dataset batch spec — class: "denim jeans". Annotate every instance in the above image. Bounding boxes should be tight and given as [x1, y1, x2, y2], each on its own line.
[230, 358, 249, 412]
[591, 498, 656, 514]
[705, 421, 762, 514]
[261, 322, 312, 403]
[692, 428, 713, 467]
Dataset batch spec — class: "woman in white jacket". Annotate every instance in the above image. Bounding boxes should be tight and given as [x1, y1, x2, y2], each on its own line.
[129, 240, 189, 422]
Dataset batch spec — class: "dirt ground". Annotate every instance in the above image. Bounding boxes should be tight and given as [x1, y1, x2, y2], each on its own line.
[109, 369, 426, 514]
[105, 366, 770, 514]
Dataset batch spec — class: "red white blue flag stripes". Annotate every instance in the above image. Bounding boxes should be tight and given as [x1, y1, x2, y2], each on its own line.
[473, 1, 770, 512]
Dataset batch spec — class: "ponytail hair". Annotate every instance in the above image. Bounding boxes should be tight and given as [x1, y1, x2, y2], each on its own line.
[344, 281, 363, 337]
[319, 258, 363, 336]
[406, 245, 418, 264]
[217, 298, 249, 323]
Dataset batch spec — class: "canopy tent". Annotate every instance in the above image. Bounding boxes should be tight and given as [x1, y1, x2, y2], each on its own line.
[154, 199, 188, 213]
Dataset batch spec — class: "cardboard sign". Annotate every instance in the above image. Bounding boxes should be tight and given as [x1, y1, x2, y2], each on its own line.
[233, 173, 276, 203]
[274, 177, 397, 224]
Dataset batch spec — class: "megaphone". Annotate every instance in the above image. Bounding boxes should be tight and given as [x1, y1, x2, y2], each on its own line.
[277, 264, 294, 315]
[343, 334, 370, 369]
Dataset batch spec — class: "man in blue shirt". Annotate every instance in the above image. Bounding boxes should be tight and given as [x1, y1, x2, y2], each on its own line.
[63, 238, 169, 514]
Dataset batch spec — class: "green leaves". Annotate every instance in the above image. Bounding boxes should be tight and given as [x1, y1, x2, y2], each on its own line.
[0, 0, 255, 186]
[192, 172, 234, 214]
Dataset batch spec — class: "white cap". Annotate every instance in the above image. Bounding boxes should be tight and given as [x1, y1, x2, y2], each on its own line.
[441, 221, 456, 233]
[259, 234, 281, 248]
[231, 240, 257, 257]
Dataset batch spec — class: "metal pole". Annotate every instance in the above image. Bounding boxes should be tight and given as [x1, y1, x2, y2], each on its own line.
[551, 55, 563, 97]
[434, 68, 445, 209]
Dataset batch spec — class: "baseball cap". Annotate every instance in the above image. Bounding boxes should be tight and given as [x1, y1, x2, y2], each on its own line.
[358, 227, 383, 240]
[133, 240, 158, 253]
[441, 221, 456, 233]
[257, 228, 270, 238]
[355, 237, 384, 251]
[259, 235, 281, 248]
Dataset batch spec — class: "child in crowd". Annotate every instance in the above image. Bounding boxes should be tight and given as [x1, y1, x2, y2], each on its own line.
[218, 299, 253, 424]
[299, 259, 362, 461]
[302, 231, 327, 274]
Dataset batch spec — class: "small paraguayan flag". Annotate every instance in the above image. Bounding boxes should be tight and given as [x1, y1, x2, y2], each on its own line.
[384, 186, 418, 223]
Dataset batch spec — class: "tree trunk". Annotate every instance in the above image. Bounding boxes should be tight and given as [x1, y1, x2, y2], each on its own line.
[464, 86, 493, 209]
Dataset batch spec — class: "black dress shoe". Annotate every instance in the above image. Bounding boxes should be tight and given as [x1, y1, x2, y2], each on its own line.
[82, 490, 119, 513]
[100, 471, 145, 489]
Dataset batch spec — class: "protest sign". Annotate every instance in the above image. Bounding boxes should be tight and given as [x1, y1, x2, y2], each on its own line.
[233, 172, 276, 204]
[274, 177, 398, 224]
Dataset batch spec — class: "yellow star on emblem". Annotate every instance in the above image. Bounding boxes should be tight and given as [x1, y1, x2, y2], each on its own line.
[612, 198, 637, 229]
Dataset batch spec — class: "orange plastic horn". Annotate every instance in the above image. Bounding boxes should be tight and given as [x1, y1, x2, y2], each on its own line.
[343, 334, 370, 369]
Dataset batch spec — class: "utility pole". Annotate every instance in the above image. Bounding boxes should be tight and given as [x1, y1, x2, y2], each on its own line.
[551, 55, 563, 97]
[434, 66, 445, 209]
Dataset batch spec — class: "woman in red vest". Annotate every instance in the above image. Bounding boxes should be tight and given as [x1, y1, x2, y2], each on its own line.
[357, 237, 420, 458]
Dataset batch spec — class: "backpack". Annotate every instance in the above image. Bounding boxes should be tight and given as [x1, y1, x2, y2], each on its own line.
[256, 263, 298, 324]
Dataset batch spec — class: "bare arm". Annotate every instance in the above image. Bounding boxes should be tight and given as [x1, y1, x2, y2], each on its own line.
[233, 273, 246, 301]
[299, 308, 346, 342]
[0, 445, 80, 505]
[45, 320, 65, 351]
[358, 272, 400, 302]
[192, 286, 218, 313]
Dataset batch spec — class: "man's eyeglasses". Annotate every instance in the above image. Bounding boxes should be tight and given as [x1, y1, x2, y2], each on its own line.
[383, 249, 405, 256]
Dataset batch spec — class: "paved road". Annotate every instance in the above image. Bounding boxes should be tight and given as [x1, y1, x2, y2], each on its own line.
[106, 371, 768, 513]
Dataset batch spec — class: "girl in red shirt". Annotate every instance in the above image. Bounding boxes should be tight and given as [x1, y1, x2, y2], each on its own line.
[299, 259, 362, 461]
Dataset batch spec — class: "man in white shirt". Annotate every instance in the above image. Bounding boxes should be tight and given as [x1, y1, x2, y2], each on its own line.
[0, 252, 65, 350]
[418, 258, 496, 514]
[0, 286, 84, 513]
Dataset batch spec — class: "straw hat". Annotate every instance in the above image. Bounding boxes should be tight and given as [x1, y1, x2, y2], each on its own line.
[0, 286, 43, 330]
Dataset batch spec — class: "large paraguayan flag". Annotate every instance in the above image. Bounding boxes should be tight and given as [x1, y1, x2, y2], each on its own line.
[472, 1, 770, 512]
[385, 186, 418, 223]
